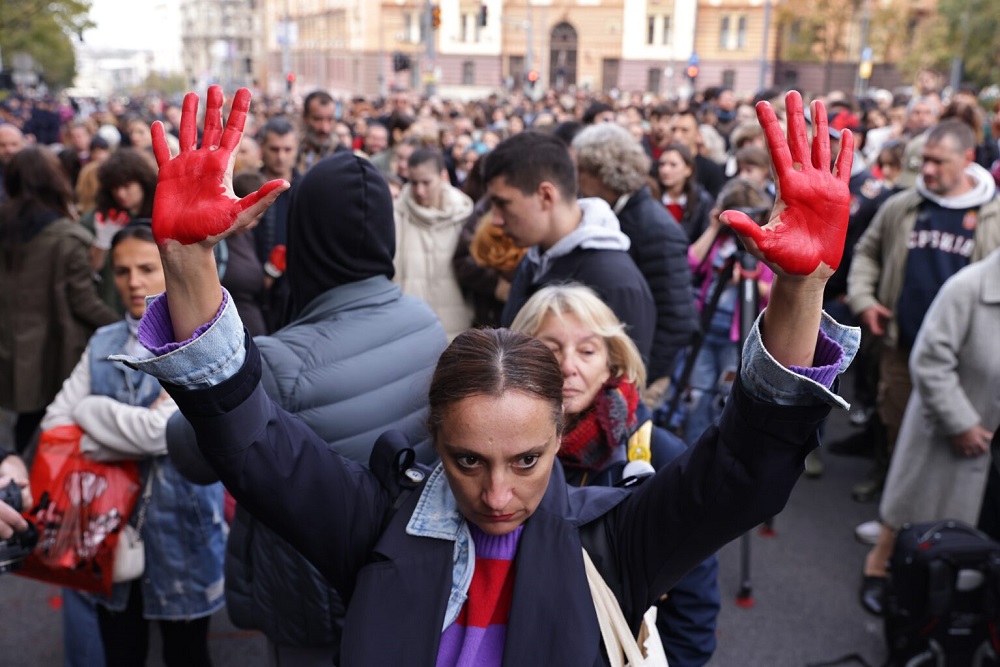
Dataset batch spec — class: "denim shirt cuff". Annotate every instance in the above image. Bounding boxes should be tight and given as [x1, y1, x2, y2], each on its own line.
[741, 310, 860, 410]
[109, 289, 247, 389]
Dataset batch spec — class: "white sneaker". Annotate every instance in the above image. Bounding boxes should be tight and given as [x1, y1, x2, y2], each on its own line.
[849, 406, 875, 427]
[804, 449, 824, 478]
[854, 520, 881, 545]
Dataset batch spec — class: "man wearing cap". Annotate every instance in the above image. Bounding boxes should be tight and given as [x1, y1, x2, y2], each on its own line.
[847, 119, 1000, 614]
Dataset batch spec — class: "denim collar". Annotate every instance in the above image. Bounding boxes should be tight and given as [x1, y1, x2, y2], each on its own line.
[404, 464, 475, 630]
[405, 464, 464, 540]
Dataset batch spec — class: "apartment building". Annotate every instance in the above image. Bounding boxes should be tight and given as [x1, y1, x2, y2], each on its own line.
[257, 0, 922, 99]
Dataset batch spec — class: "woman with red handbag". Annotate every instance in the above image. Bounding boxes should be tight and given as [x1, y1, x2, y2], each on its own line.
[41, 223, 226, 667]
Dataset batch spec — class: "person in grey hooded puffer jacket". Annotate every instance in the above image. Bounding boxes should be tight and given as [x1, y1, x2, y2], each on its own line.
[166, 152, 447, 665]
[489, 132, 656, 363]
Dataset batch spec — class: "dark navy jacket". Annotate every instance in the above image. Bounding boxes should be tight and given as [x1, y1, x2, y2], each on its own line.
[501, 248, 656, 365]
[616, 187, 697, 382]
[168, 337, 830, 666]
[561, 404, 720, 667]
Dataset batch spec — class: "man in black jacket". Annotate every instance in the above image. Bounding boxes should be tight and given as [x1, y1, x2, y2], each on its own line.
[671, 110, 728, 199]
[572, 122, 697, 399]
[486, 132, 656, 363]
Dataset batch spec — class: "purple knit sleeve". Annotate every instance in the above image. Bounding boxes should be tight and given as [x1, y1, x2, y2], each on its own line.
[137, 291, 230, 356]
[788, 327, 842, 389]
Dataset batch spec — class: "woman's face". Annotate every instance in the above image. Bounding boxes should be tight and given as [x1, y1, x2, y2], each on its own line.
[438, 391, 560, 536]
[739, 163, 769, 189]
[535, 312, 611, 417]
[112, 181, 144, 215]
[112, 237, 165, 319]
[128, 122, 151, 148]
[866, 109, 888, 129]
[879, 158, 901, 185]
[658, 150, 692, 191]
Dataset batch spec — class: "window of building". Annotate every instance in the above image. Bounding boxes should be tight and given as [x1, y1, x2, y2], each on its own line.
[788, 19, 802, 45]
[722, 69, 736, 88]
[737, 15, 747, 49]
[509, 55, 524, 88]
[720, 16, 730, 50]
[460, 13, 482, 42]
[647, 14, 672, 46]
[647, 67, 662, 95]
[404, 13, 414, 43]
[462, 61, 475, 85]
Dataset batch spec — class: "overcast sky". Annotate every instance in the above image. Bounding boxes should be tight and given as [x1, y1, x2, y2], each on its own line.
[81, 0, 176, 51]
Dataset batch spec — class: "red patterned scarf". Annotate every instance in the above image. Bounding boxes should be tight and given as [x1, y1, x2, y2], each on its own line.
[559, 379, 640, 471]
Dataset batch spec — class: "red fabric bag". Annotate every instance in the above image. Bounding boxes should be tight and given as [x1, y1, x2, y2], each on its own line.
[16, 425, 142, 595]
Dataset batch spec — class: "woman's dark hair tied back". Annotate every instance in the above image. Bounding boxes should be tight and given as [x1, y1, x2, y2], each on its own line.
[110, 219, 156, 250]
[428, 328, 565, 437]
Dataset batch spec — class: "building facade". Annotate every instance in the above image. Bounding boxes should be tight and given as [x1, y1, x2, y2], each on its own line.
[256, 0, 928, 99]
[180, 0, 260, 91]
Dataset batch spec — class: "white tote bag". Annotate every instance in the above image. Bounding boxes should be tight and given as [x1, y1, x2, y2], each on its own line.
[582, 548, 670, 667]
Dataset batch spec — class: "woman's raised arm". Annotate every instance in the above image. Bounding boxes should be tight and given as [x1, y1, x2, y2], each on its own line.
[150, 86, 288, 341]
[723, 91, 854, 369]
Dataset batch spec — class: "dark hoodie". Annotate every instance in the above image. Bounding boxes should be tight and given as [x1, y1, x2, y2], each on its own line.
[286, 152, 396, 317]
[168, 152, 448, 657]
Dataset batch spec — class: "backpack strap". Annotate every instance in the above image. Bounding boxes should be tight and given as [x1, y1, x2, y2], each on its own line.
[368, 430, 429, 526]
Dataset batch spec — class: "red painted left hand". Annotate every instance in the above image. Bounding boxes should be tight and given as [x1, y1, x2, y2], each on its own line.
[150, 86, 287, 246]
[723, 91, 854, 277]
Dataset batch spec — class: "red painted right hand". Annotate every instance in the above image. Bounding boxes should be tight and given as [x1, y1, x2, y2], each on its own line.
[723, 91, 854, 279]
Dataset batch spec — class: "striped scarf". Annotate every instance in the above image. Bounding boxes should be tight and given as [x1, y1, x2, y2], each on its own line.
[558, 379, 639, 471]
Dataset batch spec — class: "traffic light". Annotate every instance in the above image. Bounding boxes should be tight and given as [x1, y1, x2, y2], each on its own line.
[392, 52, 411, 72]
[685, 64, 699, 82]
[432, 5, 441, 29]
[286, 72, 295, 92]
[479, 3, 488, 27]
[526, 69, 539, 89]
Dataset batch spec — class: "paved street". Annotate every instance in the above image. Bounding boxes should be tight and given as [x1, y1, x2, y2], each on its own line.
[1, 371, 887, 666]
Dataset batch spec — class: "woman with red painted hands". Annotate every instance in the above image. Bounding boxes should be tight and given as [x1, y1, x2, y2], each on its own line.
[119, 87, 859, 666]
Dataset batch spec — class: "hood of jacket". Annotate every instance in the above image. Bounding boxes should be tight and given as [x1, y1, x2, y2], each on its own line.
[396, 182, 474, 229]
[917, 162, 997, 210]
[524, 197, 631, 281]
[286, 152, 396, 315]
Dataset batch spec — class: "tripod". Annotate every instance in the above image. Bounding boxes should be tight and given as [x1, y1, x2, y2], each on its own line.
[735, 251, 765, 607]
[660, 244, 743, 435]
[657, 244, 771, 607]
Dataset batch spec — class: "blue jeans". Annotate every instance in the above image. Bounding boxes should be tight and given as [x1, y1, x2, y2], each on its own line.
[683, 334, 739, 446]
[62, 588, 105, 667]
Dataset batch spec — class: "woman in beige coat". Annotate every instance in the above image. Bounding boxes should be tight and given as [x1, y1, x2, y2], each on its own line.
[0, 147, 118, 452]
[393, 147, 474, 340]
[861, 247, 1000, 614]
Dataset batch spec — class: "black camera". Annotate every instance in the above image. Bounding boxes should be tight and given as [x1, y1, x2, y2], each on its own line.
[0, 482, 38, 574]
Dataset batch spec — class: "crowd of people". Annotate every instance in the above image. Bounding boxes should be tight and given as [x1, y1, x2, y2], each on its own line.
[0, 67, 998, 665]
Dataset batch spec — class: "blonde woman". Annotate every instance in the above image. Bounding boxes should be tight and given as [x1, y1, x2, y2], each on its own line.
[511, 284, 720, 666]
